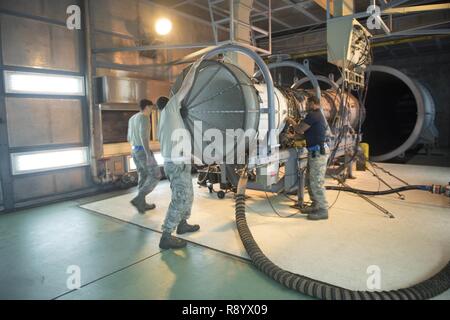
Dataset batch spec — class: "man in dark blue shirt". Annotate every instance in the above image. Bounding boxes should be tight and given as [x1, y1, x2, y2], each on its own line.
[292, 95, 330, 220]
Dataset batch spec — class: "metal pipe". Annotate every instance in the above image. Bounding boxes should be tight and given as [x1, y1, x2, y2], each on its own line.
[268, 0, 272, 55]
[264, 85, 363, 131]
[229, 0, 235, 43]
[292, 75, 339, 89]
[326, 0, 330, 20]
[83, 0, 102, 184]
[252, 61, 332, 135]
[208, 0, 219, 44]
[141, 0, 229, 33]
[383, 3, 450, 14]
[253, 60, 322, 99]
[94, 42, 217, 54]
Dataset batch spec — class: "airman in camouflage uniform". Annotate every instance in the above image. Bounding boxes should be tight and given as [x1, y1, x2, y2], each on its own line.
[291, 95, 330, 220]
[162, 162, 194, 234]
[157, 61, 202, 249]
[132, 149, 161, 208]
[306, 146, 330, 214]
[128, 99, 161, 214]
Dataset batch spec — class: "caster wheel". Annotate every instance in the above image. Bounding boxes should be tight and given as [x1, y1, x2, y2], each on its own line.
[217, 191, 225, 199]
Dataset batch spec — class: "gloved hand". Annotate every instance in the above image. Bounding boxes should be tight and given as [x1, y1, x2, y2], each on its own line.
[285, 117, 297, 127]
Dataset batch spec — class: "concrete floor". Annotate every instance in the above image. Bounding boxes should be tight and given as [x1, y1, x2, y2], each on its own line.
[0, 197, 308, 300]
[1, 163, 449, 300]
[81, 163, 450, 293]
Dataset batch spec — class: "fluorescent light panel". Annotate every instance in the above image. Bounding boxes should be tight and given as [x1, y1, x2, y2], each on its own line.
[154, 153, 164, 166]
[128, 156, 137, 172]
[11, 147, 89, 175]
[4, 71, 85, 96]
[127, 152, 164, 172]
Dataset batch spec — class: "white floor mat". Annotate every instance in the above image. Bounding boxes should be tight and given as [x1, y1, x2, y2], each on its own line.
[81, 163, 450, 291]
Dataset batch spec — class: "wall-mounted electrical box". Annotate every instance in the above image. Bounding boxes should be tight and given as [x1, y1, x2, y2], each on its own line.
[327, 17, 372, 68]
[327, 17, 372, 88]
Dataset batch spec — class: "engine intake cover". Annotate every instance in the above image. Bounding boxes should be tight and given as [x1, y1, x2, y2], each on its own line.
[170, 61, 260, 164]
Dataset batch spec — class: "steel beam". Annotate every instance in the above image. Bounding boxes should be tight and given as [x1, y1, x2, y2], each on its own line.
[208, 0, 219, 43]
[252, 0, 293, 28]
[94, 42, 217, 54]
[141, 0, 229, 32]
[0, 15, 14, 211]
[386, 28, 450, 36]
[383, 3, 450, 14]
[251, 4, 292, 17]
[374, 19, 450, 38]
[171, 0, 194, 8]
[0, 9, 67, 27]
[314, 0, 334, 16]
[280, 0, 323, 23]
[329, 0, 449, 22]
[384, 0, 412, 10]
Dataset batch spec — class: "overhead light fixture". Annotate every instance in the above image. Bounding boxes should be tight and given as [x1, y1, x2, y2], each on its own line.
[155, 18, 172, 36]
[4, 71, 85, 96]
[11, 147, 89, 175]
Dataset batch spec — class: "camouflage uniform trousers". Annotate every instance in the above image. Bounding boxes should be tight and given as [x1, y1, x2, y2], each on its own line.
[162, 162, 194, 233]
[306, 147, 330, 210]
[132, 150, 161, 200]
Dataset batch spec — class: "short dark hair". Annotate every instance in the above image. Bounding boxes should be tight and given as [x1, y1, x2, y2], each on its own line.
[307, 95, 321, 106]
[156, 96, 170, 111]
[139, 99, 153, 111]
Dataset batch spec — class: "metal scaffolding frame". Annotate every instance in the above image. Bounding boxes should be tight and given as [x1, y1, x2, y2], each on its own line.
[208, 0, 272, 54]
[92, 0, 274, 72]
[89, 0, 450, 72]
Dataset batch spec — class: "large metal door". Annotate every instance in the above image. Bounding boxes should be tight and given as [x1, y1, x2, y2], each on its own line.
[0, 1, 91, 211]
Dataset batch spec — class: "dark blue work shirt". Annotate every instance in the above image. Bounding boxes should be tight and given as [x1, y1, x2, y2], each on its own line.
[303, 109, 327, 147]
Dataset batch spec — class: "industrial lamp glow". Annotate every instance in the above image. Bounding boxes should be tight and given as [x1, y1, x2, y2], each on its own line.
[155, 18, 172, 36]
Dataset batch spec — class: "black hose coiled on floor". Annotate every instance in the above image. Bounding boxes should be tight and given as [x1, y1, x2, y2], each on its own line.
[235, 180, 450, 299]
[325, 185, 431, 196]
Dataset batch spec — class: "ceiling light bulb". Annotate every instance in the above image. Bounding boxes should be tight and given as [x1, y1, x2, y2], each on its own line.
[155, 18, 172, 36]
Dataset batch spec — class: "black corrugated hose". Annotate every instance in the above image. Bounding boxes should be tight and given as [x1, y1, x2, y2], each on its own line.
[235, 176, 450, 300]
[325, 185, 432, 196]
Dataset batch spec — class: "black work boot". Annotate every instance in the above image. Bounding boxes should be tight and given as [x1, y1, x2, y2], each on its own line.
[159, 232, 187, 250]
[144, 203, 156, 211]
[300, 203, 319, 214]
[130, 196, 145, 214]
[176, 219, 200, 235]
[307, 208, 329, 221]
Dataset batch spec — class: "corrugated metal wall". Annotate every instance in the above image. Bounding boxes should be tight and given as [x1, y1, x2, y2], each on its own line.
[91, 0, 215, 80]
[87, 0, 212, 181]
[0, 0, 91, 210]
[0, 0, 217, 211]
